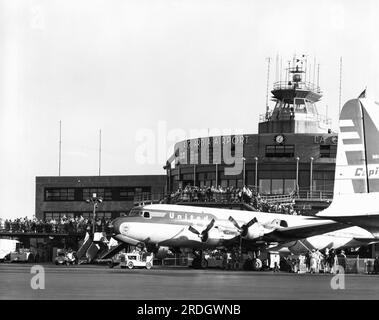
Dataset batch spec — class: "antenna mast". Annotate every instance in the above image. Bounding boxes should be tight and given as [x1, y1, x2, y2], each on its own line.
[98, 129, 102, 176]
[59, 120, 62, 176]
[265, 57, 271, 119]
[275, 53, 279, 82]
[338, 56, 343, 115]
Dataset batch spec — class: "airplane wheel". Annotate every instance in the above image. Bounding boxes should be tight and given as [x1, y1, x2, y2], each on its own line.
[127, 261, 134, 269]
[192, 257, 201, 269]
[243, 259, 253, 271]
[146, 262, 152, 269]
[200, 259, 208, 269]
[252, 258, 262, 271]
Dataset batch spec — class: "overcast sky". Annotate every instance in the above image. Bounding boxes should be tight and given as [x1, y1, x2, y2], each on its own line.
[1, 0, 378, 219]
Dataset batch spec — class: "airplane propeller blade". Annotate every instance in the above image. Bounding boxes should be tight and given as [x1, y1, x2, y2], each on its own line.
[188, 226, 201, 235]
[201, 219, 215, 242]
[245, 217, 258, 229]
[189, 219, 216, 242]
[241, 218, 258, 237]
[228, 216, 242, 230]
[229, 216, 258, 237]
[202, 219, 215, 235]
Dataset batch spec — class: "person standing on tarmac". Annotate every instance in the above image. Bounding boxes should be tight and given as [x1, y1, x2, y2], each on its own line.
[221, 250, 228, 270]
[329, 249, 337, 274]
[374, 256, 379, 274]
[324, 248, 330, 273]
[339, 250, 347, 273]
[273, 254, 280, 272]
[309, 249, 317, 273]
[226, 252, 232, 270]
[305, 251, 311, 273]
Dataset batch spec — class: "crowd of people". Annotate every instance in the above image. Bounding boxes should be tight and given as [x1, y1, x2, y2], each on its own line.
[0, 216, 113, 234]
[164, 185, 298, 215]
[286, 248, 347, 274]
[0, 185, 298, 235]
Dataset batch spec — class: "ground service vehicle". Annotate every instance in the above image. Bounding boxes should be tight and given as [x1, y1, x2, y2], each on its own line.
[10, 248, 34, 262]
[0, 239, 19, 262]
[110, 252, 153, 269]
[54, 249, 77, 265]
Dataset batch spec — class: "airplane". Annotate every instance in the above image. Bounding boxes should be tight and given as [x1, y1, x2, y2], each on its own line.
[317, 94, 379, 236]
[110, 95, 379, 269]
[111, 203, 377, 268]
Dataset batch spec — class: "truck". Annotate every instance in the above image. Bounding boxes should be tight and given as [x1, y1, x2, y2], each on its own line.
[109, 252, 154, 269]
[10, 248, 35, 263]
[0, 239, 20, 262]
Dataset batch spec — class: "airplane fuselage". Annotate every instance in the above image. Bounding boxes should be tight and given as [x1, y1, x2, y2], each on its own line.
[112, 204, 376, 254]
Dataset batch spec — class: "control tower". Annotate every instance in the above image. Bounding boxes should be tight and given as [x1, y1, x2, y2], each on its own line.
[259, 55, 331, 134]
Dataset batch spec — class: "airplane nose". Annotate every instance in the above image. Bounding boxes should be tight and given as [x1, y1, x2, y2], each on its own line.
[111, 218, 123, 235]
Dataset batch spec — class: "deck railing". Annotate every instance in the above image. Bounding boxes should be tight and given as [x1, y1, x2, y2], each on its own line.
[133, 189, 334, 206]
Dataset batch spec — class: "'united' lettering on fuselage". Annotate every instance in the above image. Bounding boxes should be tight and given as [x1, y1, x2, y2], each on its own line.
[168, 212, 212, 222]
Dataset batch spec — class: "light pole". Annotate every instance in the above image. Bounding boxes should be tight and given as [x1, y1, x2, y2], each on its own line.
[310, 157, 314, 197]
[296, 157, 300, 193]
[163, 161, 171, 194]
[193, 164, 196, 187]
[254, 157, 258, 191]
[86, 193, 103, 234]
[215, 163, 218, 187]
[242, 157, 246, 187]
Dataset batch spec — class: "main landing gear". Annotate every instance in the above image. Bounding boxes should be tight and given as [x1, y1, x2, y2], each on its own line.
[243, 250, 263, 271]
[191, 250, 208, 269]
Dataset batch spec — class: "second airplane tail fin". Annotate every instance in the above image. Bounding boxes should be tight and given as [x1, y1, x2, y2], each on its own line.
[333, 96, 379, 196]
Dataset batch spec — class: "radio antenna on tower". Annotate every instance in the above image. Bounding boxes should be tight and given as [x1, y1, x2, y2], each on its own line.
[58, 120, 62, 176]
[338, 57, 343, 115]
[265, 57, 271, 120]
[98, 129, 102, 176]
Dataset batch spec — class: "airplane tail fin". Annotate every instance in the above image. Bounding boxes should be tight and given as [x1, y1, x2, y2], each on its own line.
[333, 96, 379, 196]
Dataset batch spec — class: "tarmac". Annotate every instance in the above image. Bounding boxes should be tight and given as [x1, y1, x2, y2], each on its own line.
[1, 263, 379, 300]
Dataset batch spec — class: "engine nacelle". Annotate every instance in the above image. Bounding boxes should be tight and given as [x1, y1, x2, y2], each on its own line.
[203, 228, 224, 246]
[244, 224, 265, 240]
[265, 219, 288, 229]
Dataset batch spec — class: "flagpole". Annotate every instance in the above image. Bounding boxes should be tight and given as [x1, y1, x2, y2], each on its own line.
[338, 57, 343, 115]
[59, 120, 62, 176]
[98, 129, 102, 176]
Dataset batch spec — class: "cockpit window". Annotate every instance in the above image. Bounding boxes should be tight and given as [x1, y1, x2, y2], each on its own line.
[143, 211, 151, 219]
[129, 208, 141, 217]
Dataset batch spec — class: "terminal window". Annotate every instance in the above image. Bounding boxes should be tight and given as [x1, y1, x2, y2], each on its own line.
[319, 145, 336, 158]
[265, 145, 295, 157]
[45, 186, 151, 202]
[45, 188, 75, 201]
[44, 211, 113, 220]
[119, 188, 135, 200]
[259, 179, 296, 195]
[82, 188, 112, 201]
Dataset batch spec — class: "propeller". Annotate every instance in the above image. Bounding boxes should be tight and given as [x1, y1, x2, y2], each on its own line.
[188, 219, 215, 242]
[228, 216, 258, 237]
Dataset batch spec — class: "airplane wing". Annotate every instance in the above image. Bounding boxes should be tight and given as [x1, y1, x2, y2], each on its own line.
[353, 238, 379, 245]
[221, 220, 349, 248]
[261, 221, 348, 243]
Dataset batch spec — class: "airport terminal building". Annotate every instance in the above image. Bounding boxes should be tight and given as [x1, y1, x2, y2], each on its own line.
[165, 61, 337, 200]
[35, 58, 337, 219]
[35, 175, 166, 221]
